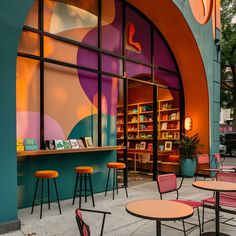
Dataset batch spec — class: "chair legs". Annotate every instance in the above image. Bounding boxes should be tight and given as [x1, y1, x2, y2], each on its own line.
[202, 204, 205, 232]
[197, 207, 202, 234]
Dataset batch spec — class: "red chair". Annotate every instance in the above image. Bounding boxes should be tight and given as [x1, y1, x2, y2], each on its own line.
[201, 172, 236, 232]
[75, 208, 111, 236]
[195, 154, 210, 180]
[157, 174, 202, 235]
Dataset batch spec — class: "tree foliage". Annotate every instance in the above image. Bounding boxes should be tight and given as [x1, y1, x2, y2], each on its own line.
[221, 0, 236, 129]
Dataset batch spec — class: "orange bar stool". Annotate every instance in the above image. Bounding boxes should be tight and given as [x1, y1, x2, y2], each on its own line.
[105, 162, 128, 200]
[72, 166, 95, 208]
[31, 170, 62, 219]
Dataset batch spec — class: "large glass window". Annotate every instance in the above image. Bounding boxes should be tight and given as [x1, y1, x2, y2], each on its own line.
[17, 0, 182, 156]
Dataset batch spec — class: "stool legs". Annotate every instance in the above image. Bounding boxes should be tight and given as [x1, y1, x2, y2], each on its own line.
[79, 174, 82, 208]
[47, 179, 50, 210]
[53, 178, 62, 215]
[31, 178, 39, 214]
[105, 168, 128, 200]
[105, 168, 111, 196]
[73, 173, 95, 208]
[40, 179, 44, 219]
[88, 173, 95, 207]
[72, 174, 79, 205]
[31, 177, 61, 219]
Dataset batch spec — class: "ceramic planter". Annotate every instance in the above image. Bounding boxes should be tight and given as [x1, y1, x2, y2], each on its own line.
[181, 159, 196, 177]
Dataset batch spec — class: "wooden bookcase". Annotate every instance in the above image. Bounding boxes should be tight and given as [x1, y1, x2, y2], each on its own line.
[117, 99, 180, 173]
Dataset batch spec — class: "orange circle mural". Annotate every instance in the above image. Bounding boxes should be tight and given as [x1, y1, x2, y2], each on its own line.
[189, 0, 213, 24]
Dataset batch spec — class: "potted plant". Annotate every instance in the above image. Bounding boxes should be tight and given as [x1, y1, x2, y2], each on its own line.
[176, 133, 204, 177]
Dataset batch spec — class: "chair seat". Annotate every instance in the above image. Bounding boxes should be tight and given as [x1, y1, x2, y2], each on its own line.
[35, 170, 58, 178]
[75, 166, 94, 174]
[202, 196, 236, 208]
[107, 162, 126, 169]
[172, 199, 203, 208]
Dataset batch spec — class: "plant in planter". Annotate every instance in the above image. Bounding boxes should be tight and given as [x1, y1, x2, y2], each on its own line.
[175, 133, 204, 177]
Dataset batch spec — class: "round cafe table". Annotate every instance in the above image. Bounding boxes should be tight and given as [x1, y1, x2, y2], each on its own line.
[193, 180, 236, 236]
[125, 199, 193, 236]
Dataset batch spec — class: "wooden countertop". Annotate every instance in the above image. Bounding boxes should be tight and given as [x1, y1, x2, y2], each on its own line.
[17, 146, 125, 157]
[126, 199, 193, 221]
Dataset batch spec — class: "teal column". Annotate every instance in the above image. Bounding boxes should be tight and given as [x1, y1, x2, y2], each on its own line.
[0, 0, 34, 232]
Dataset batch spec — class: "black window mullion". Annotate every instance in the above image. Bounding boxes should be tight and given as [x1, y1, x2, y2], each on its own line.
[122, 0, 128, 186]
[98, 0, 102, 146]
[39, 0, 44, 149]
[151, 28, 158, 180]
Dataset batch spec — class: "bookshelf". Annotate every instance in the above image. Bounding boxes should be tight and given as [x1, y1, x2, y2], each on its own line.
[117, 100, 180, 144]
[117, 99, 180, 173]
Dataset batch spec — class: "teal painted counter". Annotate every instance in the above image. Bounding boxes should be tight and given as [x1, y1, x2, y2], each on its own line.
[17, 146, 125, 208]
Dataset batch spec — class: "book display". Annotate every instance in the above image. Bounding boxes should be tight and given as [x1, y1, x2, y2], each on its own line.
[117, 99, 180, 173]
[24, 138, 38, 151]
[17, 138, 25, 152]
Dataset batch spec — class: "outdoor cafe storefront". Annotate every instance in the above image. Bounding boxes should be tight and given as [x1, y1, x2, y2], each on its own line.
[0, 0, 220, 233]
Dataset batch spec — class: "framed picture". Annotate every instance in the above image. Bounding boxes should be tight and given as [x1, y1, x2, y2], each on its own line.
[174, 132, 179, 139]
[84, 137, 93, 148]
[135, 143, 140, 149]
[164, 141, 172, 151]
[140, 141, 146, 150]
[162, 132, 168, 139]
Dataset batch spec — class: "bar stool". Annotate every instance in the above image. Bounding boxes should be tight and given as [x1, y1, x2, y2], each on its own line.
[72, 166, 95, 208]
[105, 162, 128, 200]
[31, 170, 62, 219]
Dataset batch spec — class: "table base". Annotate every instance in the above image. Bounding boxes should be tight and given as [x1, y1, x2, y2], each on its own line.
[201, 232, 230, 236]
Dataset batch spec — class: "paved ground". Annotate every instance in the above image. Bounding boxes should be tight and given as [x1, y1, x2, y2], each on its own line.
[3, 158, 236, 236]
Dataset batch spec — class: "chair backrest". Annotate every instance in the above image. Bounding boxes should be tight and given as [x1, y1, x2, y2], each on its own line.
[157, 174, 177, 194]
[216, 172, 236, 198]
[197, 154, 209, 164]
[75, 209, 90, 236]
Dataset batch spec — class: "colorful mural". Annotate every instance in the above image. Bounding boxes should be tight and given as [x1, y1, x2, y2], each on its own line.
[16, 0, 180, 147]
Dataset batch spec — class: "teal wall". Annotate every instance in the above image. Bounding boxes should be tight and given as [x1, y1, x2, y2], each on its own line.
[0, 0, 34, 222]
[173, 0, 221, 160]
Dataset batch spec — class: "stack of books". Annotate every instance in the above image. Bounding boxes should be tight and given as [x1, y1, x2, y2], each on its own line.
[17, 138, 24, 152]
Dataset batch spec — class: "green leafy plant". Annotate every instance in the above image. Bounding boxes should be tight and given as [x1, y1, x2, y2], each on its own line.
[175, 133, 204, 162]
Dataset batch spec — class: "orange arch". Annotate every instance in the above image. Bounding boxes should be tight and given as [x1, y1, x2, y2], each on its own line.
[128, 0, 209, 152]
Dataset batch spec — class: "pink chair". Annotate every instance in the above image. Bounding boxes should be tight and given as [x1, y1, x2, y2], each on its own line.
[157, 174, 202, 235]
[201, 172, 236, 231]
[195, 154, 211, 180]
[75, 208, 111, 236]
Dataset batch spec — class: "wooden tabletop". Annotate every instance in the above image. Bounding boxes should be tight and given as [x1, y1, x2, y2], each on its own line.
[126, 199, 193, 221]
[193, 180, 236, 192]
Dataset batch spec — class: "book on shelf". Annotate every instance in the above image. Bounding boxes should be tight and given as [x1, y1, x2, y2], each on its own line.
[147, 143, 153, 150]
[77, 139, 85, 148]
[63, 140, 71, 149]
[24, 138, 38, 151]
[54, 140, 65, 150]
[140, 141, 146, 150]
[161, 122, 167, 130]
[44, 140, 55, 150]
[70, 139, 80, 149]
[84, 137, 93, 148]
[17, 138, 24, 152]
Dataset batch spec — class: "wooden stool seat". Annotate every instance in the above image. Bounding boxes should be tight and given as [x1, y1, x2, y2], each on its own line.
[35, 170, 59, 179]
[75, 166, 94, 174]
[107, 162, 126, 169]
